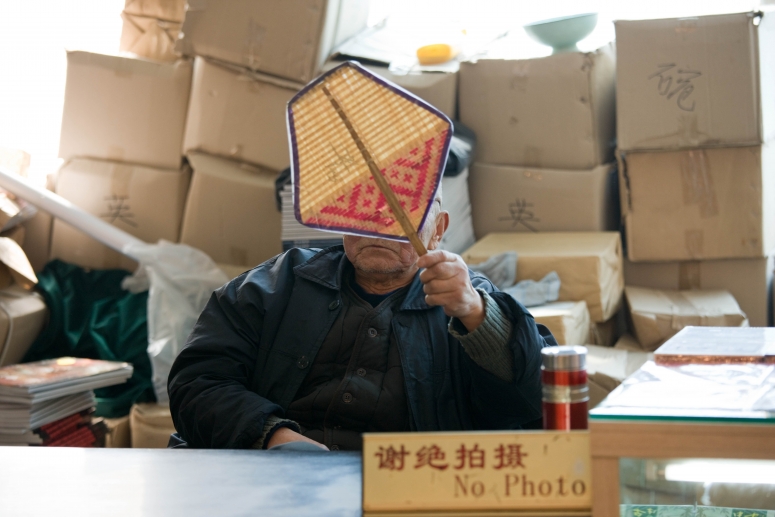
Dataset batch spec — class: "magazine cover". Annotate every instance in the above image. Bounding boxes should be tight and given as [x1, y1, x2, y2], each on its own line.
[0, 358, 131, 388]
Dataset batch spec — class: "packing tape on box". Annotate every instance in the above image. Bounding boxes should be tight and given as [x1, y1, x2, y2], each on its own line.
[121, 11, 145, 35]
[680, 149, 718, 218]
[676, 113, 703, 146]
[678, 261, 701, 290]
[663, 290, 698, 322]
[212, 57, 304, 90]
[243, 21, 266, 71]
[121, 12, 180, 52]
[680, 149, 718, 257]
[684, 229, 704, 257]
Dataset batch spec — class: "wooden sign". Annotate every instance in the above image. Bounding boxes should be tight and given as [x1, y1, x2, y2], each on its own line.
[362, 431, 591, 513]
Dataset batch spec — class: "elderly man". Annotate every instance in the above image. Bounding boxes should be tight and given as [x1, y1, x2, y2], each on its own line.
[168, 192, 556, 450]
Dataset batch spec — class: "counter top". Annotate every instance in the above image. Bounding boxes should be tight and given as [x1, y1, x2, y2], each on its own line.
[0, 447, 362, 517]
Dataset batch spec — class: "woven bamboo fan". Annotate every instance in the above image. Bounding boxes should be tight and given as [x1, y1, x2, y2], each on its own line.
[287, 61, 453, 255]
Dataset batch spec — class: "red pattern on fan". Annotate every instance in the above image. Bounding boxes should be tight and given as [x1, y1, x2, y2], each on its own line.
[304, 130, 448, 235]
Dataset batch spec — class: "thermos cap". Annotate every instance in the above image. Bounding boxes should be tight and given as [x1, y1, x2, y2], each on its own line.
[541, 346, 587, 371]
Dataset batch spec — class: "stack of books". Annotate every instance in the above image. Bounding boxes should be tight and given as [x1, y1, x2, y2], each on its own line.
[279, 182, 344, 251]
[0, 357, 133, 446]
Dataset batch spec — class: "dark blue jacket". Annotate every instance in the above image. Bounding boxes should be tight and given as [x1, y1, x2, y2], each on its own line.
[168, 246, 556, 449]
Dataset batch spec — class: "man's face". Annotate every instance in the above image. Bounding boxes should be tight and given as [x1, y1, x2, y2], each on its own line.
[343, 235, 419, 275]
[343, 205, 449, 277]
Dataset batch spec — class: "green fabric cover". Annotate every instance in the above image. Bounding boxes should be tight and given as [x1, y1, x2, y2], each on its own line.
[23, 260, 155, 417]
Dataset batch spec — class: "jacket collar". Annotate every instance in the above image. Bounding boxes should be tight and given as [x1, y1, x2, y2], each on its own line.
[293, 246, 432, 311]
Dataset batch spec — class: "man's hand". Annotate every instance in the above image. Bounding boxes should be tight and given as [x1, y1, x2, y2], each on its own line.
[266, 427, 329, 450]
[417, 250, 484, 332]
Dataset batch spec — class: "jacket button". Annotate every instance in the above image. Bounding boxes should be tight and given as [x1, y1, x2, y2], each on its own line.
[296, 356, 310, 369]
[342, 392, 353, 403]
[367, 327, 378, 338]
[328, 300, 340, 310]
[330, 445, 340, 451]
[356, 368, 366, 377]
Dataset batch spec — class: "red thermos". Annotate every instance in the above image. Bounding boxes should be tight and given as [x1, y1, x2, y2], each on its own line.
[541, 346, 588, 430]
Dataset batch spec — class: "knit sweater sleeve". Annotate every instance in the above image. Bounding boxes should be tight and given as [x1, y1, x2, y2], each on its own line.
[448, 289, 515, 382]
[251, 415, 301, 450]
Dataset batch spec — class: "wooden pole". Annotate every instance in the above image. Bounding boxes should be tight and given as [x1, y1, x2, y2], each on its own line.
[321, 84, 427, 256]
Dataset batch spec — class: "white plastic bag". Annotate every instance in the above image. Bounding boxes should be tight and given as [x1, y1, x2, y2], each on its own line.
[468, 251, 561, 307]
[122, 240, 229, 403]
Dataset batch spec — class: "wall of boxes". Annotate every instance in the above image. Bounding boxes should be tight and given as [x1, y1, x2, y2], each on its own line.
[26, 2, 774, 407]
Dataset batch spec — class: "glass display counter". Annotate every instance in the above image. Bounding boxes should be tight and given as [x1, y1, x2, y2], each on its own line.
[589, 361, 775, 517]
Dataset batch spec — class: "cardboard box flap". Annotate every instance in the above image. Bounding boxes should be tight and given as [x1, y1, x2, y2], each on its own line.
[0, 237, 37, 289]
[120, 12, 182, 63]
[586, 344, 652, 395]
[65, 50, 184, 79]
[624, 256, 774, 328]
[625, 286, 748, 351]
[462, 232, 624, 322]
[586, 345, 628, 381]
[186, 153, 276, 186]
[0, 286, 48, 367]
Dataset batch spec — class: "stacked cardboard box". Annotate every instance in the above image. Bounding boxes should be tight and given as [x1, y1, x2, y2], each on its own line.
[176, 0, 369, 270]
[586, 345, 652, 409]
[55, 50, 193, 271]
[458, 44, 623, 343]
[528, 301, 590, 346]
[175, 0, 369, 84]
[460, 43, 618, 237]
[624, 286, 748, 351]
[180, 153, 282, 267]
[120, 0, 186, 62]
[616, 12, 775, 334]
[129, 402, 176, 448]
[462, 232, 625, 345]
[0, 239, 49, 368]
